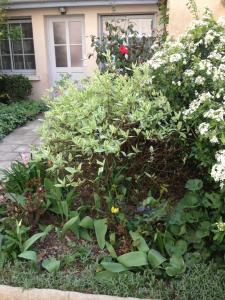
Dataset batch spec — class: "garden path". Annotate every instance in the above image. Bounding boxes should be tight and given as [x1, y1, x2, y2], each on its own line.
[0, 117, 44, 170]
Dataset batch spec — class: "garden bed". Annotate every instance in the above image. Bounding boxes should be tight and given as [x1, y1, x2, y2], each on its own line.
[0, 9, 225, 300]
[0, 100, 46, 140]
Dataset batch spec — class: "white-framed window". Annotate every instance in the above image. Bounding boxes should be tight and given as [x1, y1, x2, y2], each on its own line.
[0, 18, 36, 74]
[100, 14, 156, 37]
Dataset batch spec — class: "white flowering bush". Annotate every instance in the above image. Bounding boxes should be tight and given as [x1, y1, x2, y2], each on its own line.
[144, 10, 225, 188]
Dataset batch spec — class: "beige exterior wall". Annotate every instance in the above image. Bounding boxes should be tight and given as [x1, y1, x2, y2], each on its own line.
[6, 4, 158, 99]
[168, 0, 225, 36]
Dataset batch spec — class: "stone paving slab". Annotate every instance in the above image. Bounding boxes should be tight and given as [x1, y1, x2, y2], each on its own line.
[0, 117, 44, 170]
[0, 285, 153, 300]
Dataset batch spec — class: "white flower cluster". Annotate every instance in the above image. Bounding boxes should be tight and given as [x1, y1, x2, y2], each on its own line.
[198, 122, 209, 135]
[211, 150, 225, 187]
[169, 53, 183, 63]
[215, 219, 225, 232]
[195, 76, 205, 85]
[147, 10, 225, 188]
[183, 92, 212, 116]
[204, 108, 225, 122]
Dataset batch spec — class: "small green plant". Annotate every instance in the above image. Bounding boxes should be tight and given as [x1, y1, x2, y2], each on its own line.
[0, 75, 32, 102]
[0, 219, 47, 265]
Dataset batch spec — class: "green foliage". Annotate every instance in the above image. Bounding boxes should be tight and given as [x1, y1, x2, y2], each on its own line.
[1, 261, 225, 300]
[0, 75, 32, 103]
[90, 21, 154, 75]
[42, 257, 61, 273]
[0, 219, 47, 264]
[1, 159, 76, 225]
[0, 100, 46, 140]
[186, 0, 199, 19]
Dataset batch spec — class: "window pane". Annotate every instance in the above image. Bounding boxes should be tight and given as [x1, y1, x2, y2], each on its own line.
[22, 23, 33, 38]
[70, 45, 83, 67]
[53, 22, 66, 44]
[55, 46, 67, 67]
[2, 56, 11, 69]
[12, 40, 23, 54]
[131, 18, 152, 36]
[23, 39, 34, 54]
[13, 55, 24, 69]
[0, 40, 10, 54]
[25, 55, 35, 69]
[9, 23, 22, 39]
[102, 15, 153, 36]
[69, 21, 82, 44]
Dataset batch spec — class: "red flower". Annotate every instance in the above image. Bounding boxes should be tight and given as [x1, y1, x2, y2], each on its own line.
[119, 44, 128, 55]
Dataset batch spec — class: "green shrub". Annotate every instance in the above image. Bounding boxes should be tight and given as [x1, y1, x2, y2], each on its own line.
[0, 74, 32, 102]
[90, 21, 154, 75]
[0, 100, 46, 140]
[145, 10, 225, 187]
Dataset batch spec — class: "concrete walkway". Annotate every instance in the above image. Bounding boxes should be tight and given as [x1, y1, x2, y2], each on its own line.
[0, 117, 44, 169]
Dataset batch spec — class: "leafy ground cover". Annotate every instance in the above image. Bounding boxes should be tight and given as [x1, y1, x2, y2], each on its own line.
[0, 100, 46, 140]
[1, 260, 225, 300]
[0, 8, 225, 300]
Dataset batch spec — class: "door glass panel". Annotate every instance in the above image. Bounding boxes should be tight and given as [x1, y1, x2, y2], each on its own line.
[69, 21, 82, 44]
[53, 22, 66, 44]
[55, 46, 67, 67]
[70, 45, 83, 67]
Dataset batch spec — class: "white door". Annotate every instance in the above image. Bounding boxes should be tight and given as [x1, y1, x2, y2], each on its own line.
[47, 16, 85, 85]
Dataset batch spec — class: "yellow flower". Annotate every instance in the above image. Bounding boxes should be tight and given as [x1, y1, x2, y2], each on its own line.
[111, 206, 119, 214]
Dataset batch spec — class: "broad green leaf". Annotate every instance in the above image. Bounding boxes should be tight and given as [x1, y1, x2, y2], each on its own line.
[184, 252, 201, 267]
[101, 262, 128, 273]
[79, 228, 92, 241]
[94, 193, 101, 210]
[164, 231, 175, 256]
[130, 231, 149, 252]
[94, 219, 107, 249]
[62, 216, 79, 236]
[185, 179, 203, 191]
[23, 232, 46, 251]
[106, 241, 117, 259]
[18, 251, 37, 262]
[173, 240, 188, 256]
[165, 255, 186, 277]
[148, 249, 166, 268]
[61, 201, 69, 220]
[95, 270, 117, 281]
[79, 216, 94, 229]
[179, 193, 200, 209]
[42, 258, 60, 273]
[117, 251, 148, 267]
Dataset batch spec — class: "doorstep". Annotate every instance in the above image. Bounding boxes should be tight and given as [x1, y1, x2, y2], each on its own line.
[0, 285, 154, 300]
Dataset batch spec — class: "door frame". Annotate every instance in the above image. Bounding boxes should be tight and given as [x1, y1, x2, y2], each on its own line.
[46, 15, 85, 86]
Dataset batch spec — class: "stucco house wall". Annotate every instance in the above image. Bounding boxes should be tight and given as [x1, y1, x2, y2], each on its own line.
[168, 0, 225, 36]
[5, 3, 159, 99]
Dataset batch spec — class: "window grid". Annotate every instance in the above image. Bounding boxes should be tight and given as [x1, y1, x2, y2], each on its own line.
[0, 20, 36, 73]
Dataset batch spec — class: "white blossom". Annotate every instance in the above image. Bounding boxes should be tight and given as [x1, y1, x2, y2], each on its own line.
[210, 136, 219, 144]
[195, 76, 205, 85]
[198, 122, 209, 135]
[204, 108, 225, 122]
